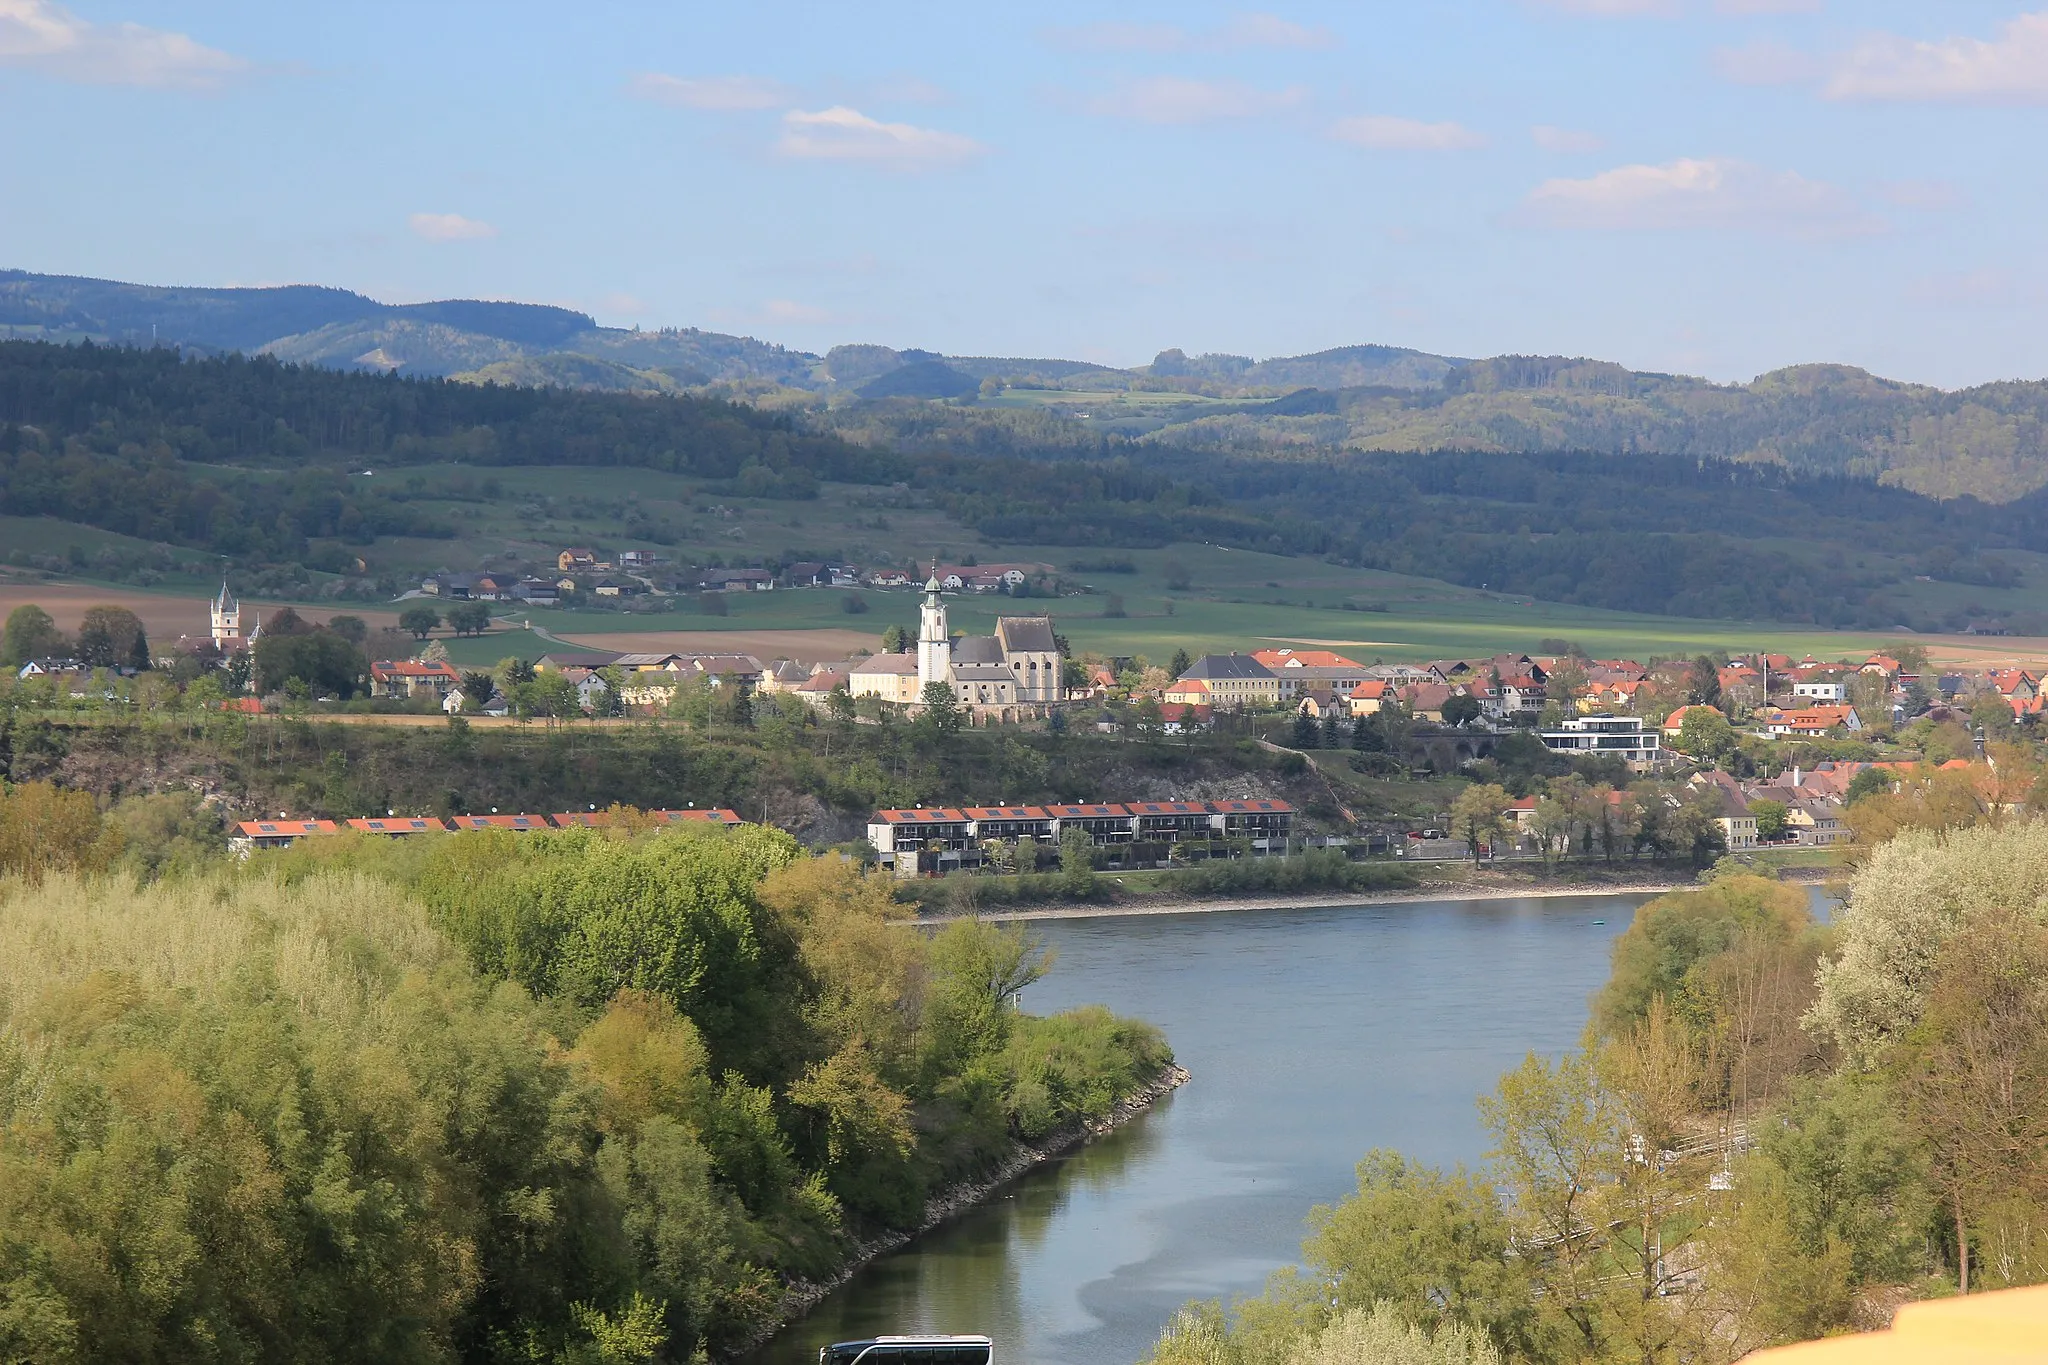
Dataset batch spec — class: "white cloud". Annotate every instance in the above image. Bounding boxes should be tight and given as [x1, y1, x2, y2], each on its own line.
[0, 0, 244, 89]
[1042, 12, 1336, 52]
[776, 106, 984, 170]
[1087, 77, 1308, 124]
[1515, 157, 1879, 235]
[408, 212, 498, 242]
[626, 72, 793, 111]
[1531, 124, 1605, 152]
[1824, 11, 2048, 104]
[1331, 115, 1486, 151]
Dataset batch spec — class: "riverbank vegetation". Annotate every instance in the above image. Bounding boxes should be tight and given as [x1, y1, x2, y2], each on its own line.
[0, 813, 1171, 1364]
[1144, 824, 2048, 1365]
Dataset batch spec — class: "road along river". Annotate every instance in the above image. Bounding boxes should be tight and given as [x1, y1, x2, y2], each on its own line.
[745, 888, 1835, 1365]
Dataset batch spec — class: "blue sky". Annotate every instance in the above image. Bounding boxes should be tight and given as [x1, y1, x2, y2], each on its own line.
[4, 1, 2048, 386]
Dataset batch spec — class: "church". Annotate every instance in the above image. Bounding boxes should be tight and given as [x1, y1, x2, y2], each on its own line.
[209, 579, 262, 650]
[915, 569, 1061, 709]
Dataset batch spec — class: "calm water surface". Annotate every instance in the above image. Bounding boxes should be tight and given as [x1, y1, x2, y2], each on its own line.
[748, 889, 1835, 1365]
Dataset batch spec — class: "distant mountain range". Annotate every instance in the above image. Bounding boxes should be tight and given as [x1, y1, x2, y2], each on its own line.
[7, 267, 2048, 504]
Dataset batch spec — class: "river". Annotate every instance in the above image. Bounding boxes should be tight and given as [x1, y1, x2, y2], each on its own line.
[745, 888, 1836, 1365]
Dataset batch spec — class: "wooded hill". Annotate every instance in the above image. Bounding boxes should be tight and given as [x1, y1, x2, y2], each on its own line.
[8, 340, 2048, 630]
[12, 268, 2048, 503]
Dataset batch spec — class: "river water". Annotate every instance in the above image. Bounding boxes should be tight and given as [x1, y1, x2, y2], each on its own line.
[746, 889, 1833, 1365]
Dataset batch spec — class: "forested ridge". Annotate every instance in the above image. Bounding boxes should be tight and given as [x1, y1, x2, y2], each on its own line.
[5, 341, 2047, 627]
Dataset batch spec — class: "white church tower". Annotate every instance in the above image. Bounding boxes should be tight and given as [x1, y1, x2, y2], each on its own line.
[210, 579, 241, 645]
[916, 564, 951, 695]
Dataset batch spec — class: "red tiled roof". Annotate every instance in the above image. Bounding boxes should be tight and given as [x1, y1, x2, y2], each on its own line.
[962, 806, 1052, 819]
[651, 809, 742, 824]
[1043, 804, 1131, 817]
[234, 819, 337, 837]
[345, 817, 444, 834]
[1209, 799, 1294, 813]
[1129, 801, 1208, 815]
[449, 814, 551, 831]
[370, 660, 462, 680]
[1251, 648, 1364, 670]
[872, 808, 971, 824]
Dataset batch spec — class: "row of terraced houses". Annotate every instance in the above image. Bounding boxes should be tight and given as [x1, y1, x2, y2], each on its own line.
[867, 799, 1295, 875]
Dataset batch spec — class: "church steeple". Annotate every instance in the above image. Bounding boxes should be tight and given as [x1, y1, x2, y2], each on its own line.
[210, 578, 242, 644]
[917, 559, 950, 693]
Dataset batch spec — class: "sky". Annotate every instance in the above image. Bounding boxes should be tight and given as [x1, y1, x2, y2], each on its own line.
[4, 2, 2048, 387]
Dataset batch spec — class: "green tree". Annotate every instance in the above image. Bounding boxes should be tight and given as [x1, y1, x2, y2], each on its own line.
[1450, 784, 1511, 861]
[881, 624, 908, 653]
[1441, 693, 1482, 727]
[447, 601, 492, 637]
[253, 629, 366, 698]
[327, 613, 369, 644]
[1677, 706, 1736, 763]
[1291, 709, 1320, 748]
[75, 604, 147, 670]
[1, 603, 65, 665]
[1059, 826, 1097, 899]
[399, 605, 441, 639]
[461, 670, 497, 710]
[1169, 648, 1192, 678]
[918, 680, 962, 735]
[1688, 654, 1723, 707]
[1752, 798, 1789, 841]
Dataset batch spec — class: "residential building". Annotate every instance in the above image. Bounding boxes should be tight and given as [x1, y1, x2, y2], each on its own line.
[369, 659, 463, 700]
[1251, 648, 1368, 699]
[962, 806, 1055, 842]
[1158, 702, 1210, 733]
[1042, 803, 1134, 844]
[1348, 679, 1393, 717]
[537, 651, 622, 672]
[868, 808, 974, 873]
[1540, 714, 1663, 770]
[1163, 677, 1211, 707]
[700, 569, 775, 592]
[1209, 798, 1295, 843]
[345, 817, 445, 836]
[1170, 654, 1282, 709]
[230, 819, 338, 853]
[1661, 703, 1724, 738]
[1689, 771, 1758, 850]
[1793, 678, 1849, 703]
[1128, 800, 1213, 842]
[849, 652, 921, 704]
[1765, 705, 1863, 736]
[1784, 801, 1851, 847]
[558, 548, 597, 572]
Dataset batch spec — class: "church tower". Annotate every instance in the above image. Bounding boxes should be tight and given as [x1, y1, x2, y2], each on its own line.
[210, 579, 241, 645]
[916, 565, 951, 694]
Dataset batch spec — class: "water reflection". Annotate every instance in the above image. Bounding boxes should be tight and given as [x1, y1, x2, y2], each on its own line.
[750, 890, 1830, 1365]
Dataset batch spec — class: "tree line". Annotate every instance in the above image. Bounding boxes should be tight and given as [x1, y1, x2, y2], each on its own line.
[0, 801, 1173, 1363]
[1144, 820, 2048, 1365]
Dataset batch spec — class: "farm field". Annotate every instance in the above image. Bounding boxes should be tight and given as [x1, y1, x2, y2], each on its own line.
[0, 579, 404, 641]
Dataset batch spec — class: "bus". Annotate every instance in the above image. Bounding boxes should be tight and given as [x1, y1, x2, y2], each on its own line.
[818, 1336, 993, 1364]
